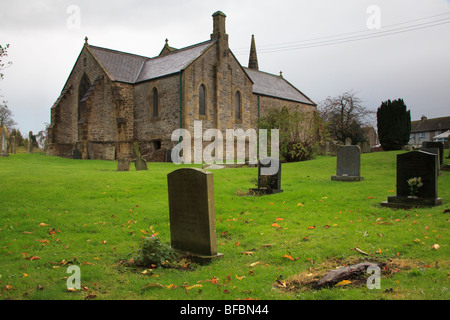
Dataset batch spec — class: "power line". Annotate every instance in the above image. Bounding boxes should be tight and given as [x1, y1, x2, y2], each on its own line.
[233, 12, 450, 55]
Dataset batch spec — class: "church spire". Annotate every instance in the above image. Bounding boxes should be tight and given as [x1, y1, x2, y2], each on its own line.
[248, 34, 259, 70]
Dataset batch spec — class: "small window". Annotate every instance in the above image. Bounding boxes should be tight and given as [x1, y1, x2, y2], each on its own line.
[152, 88, 159, 118]
[235, 91, 242, 120]
[199, 84, 206, 116]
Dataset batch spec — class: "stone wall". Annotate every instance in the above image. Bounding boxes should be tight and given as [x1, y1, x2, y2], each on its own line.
[133, 74, 181, 161]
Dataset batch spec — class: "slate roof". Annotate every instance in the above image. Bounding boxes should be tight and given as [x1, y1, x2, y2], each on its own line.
[136, 40, 215, 82]
[411, 116, 450, 133]
[89, 46, 148, 83]
[87, 40, 315, 105]
[88, 40, 215, 84]
[243, 67, 315, 105]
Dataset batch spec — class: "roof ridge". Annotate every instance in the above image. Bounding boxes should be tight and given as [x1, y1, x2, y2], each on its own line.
[149, 39, 215, 60]
[88, 45, 151, 60]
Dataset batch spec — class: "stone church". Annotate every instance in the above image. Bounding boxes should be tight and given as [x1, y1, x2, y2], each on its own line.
[47, 11, 317, 162]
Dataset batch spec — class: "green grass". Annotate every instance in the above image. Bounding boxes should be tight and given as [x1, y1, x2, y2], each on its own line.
[0, 151, 448, 300]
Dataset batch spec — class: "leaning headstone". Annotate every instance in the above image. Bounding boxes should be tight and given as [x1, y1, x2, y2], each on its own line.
[381, 151, 442, 208]
[117, 158, 131, 171]
[167, 168, 223, 263]
[331, 145, 364, 181]
[422, 141, 444, 165]
[0, 127, 9, 157]
[250, 158, 283, 195]
[133, 142, 148, 171]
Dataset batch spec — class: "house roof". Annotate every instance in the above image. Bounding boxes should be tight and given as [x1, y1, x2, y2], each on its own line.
[243, 67, 315, 105]
[411, 116, 450, 133]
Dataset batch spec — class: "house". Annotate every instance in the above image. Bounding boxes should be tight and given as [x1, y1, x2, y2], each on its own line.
[47, 11, 317, 161]
[409, 116, 450, 147]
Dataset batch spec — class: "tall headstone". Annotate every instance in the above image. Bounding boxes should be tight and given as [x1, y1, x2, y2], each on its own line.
[11, 135, 16, 154]
[331, 145, 364, 181]
[422, 141, 444, 165]
[27, 131, 33, 154]
[0, 127, 9, 157]
[167, 168, 223, 263]
[250, 158, 283, 194]
[381, 151, 442, 208]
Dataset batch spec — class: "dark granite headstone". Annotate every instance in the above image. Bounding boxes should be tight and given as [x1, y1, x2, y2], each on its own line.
[167, 168, 223, 263]
[331, 145, 364, 181]
[381, 151, 442, 208]
[250, 158, 283, 195]
[422, 141, 444, 165]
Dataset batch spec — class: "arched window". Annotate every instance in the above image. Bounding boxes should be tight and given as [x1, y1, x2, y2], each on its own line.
[199, 84, 206, 116]
[152, 88, 159, 118]
[235, 91, 242, 121]
[78, 73, 91, 121]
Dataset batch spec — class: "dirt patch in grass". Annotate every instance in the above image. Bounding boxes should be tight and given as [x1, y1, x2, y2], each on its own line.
[273, 257, 437, 293]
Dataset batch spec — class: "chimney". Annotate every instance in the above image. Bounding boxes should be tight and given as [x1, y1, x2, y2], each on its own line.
[421, 115, 427, 121]
[211, 11, 227, 40]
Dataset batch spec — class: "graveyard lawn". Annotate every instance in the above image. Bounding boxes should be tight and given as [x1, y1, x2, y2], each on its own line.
[0, 151, 448, 300]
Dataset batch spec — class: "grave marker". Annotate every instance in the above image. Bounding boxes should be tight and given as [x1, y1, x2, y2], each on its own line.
[167, 168, 223, 263]
[0, 127, 9, 157]
[117, 158, 131, 171]
[422, 141, 444, 165]
[250, 158, 283, 194]
[331, 145, 364, 181]
[381, 151, 442, 208]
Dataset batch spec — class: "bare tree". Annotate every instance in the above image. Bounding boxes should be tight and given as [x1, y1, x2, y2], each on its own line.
[318, 90, 375, 145]
[0, 44, 12, 81]
[0, 101, 17, 129]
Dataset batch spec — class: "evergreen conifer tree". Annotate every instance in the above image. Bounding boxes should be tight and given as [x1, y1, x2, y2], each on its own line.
[377, 99, 411, 150]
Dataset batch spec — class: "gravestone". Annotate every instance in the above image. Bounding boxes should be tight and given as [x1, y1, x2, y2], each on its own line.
[11, 135, 16, 154]
[134, 158, 148, 171]
[331, 145, 364, 181]
[117, 158, 131, 171]
[104, 146, 116, 161]
[133, 142, 148, 171]
[421, 147, 440, 175]
[381, 151, 442, 208]
[27, 131, 33, 154]
[167, 168, 223, 263]
[250, 158, 283, 195]
[0, 127, 9, 157]
[422, 141, 444, 165]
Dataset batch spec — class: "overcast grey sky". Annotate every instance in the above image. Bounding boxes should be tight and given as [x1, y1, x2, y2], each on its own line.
[0, 0, 449, 135]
